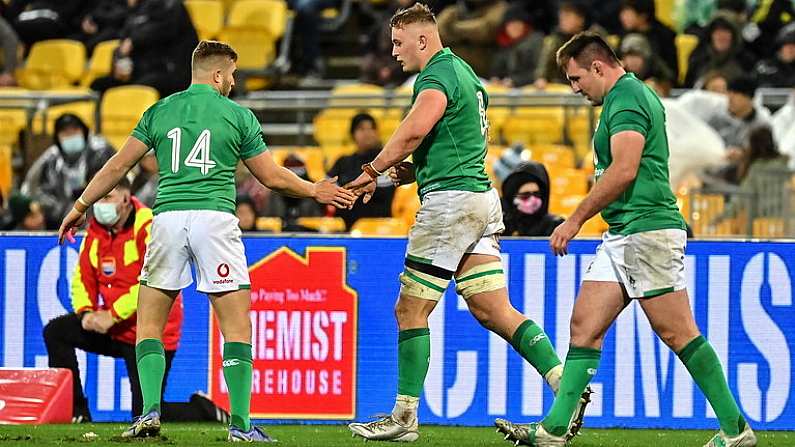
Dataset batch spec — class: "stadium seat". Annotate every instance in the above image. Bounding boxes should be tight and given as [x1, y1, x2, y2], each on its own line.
[351, 217, 409, 236]
[686, 193, 726, 236]
[580, 214, 608, 237]
[269, 147, 326, 181]
[502, 106, 565, 145]
[226, 0, 289, 40]
[549, 168, 588, 196]
[17, 39, 86, 90]
[100, 85, 159, 150]
[675, 34, 699, 85]
[32, 93, 96, 134]
[391, 183, 420, 227]
[0, 144, 12, 199]
[655, 0, 675, 29]
[753, 217, 786, 238]
[532, 144, 576, 170]
[606, 34, 621, 50]
[218, 28, 277, 70]
[296, 216, 346, 233]
[81, 40, 119, 87]
[313, 84, 387, 145]
[255, 217, 282, 232]
[549, 193, 583, 217]
[185, 0, 224, 40]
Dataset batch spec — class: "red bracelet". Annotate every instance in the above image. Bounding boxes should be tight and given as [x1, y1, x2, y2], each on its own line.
[361, 162, 381, 180]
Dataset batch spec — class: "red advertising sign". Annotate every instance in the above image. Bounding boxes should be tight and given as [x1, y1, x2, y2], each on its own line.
[208, 247, 358, 419]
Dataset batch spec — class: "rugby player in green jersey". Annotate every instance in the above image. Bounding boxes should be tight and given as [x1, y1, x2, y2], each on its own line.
[345, 3, 589, 442]
[58, 41, 356, 442]
[494, 32, 756, 447]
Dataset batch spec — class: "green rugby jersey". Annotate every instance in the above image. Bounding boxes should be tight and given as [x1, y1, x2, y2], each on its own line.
[592, 73, 686, 235]
[132, 84, 267, 215]
[412, 47, 491, 198]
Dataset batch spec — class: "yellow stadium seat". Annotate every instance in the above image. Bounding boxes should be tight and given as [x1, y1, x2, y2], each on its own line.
[532, 144, 576, 170]
[227, 0, 289, 40]
[33, 99, 96, 135]
[313, 85, 388, 145]
[686, 193, 726, 236]
[297, 216, 346, 233]
[322, 145, 355, 170]
[101, 85, 159, 149]
[580, 214, 608, 237]
[82, 40, 119, 87]
[255, 217, 283, 232]
[753, 217, 786, 238]
[391, 183, 420, 227]
[351, 217, 409, 236]
[269, 147, 326, 181]
[549, 168, 588, 196]
[185, 0, 224, 40]
[549, 193, 583, 217]
[502, 106, 565, 145]
[218, 28, 276, 70]
[675, 34, 699, 85]
[606, 35, 620, 50]
[313, 116, 351, 146]
[18, 39, 86, 90]
[0, 144, 12, 199]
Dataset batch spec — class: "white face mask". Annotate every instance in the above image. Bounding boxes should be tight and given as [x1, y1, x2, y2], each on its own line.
[93, 202, 120, 226]
[60, 134, 86, 155]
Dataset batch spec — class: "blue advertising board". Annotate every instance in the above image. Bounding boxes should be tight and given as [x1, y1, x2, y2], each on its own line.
[0, 235, 793, 429]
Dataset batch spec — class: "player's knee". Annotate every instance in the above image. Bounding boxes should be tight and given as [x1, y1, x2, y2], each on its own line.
[454, 262, 506, 301]
[394, 299, 430, 328]
[569, 316, 604, 349]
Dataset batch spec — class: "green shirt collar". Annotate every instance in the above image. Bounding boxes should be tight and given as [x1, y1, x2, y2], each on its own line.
[421, 47, 451, 73]
[187, 83, 220, 95]
[606, 72, 636, 100]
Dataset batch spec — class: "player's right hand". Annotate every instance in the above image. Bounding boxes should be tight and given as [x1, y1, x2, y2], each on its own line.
[314, 177, 357, 209]
[389, 161, 415, 186]
[58, 208, 86, 245]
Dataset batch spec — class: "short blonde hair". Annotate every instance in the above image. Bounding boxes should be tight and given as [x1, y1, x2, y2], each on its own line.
[390, 3, 436, 29]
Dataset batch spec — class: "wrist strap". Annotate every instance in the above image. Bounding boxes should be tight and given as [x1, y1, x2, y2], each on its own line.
[75, 197, 90, 214]
[362, 162, 382, 180]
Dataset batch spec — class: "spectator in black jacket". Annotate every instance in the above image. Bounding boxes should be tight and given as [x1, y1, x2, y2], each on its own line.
[21, 114, 115, 229]
[327, 113, 395, 229]
[754, 23, 795, 88]
[684, 13, 756, 87]
[7, 0, 90, 48]
[618, 0, 678, 81]
[501, 161, 563, 237]
[489, 3, 544, 88]
[90, 0, 198, 97]
[70, 0, 127, 55]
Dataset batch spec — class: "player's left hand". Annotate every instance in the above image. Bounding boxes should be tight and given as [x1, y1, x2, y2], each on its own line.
[313, 177, 357, 208]
[91, 310, 115, 334]
[344, 172, 377, 205]
[550, 219, 582, 256]
[58, 208, 86, 245]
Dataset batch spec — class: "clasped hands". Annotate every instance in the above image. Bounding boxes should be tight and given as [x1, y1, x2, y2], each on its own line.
[343, 161, 415, 206]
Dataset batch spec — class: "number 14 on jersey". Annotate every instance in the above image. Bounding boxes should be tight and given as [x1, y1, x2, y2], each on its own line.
[167, 128, 216, 175]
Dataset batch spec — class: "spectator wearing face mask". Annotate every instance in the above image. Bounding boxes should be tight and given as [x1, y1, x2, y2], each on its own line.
[21, 113, 115, 229]
[501, 161, 563, 237]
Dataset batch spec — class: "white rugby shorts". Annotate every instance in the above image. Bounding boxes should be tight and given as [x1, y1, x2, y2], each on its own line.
[140, 210, 250, 294]
[583, 228, 687, 298]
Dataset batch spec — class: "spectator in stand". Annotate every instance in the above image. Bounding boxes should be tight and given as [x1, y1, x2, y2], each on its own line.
[7, 193, 46, 231]
[70, 0, 127, 55]
[43, 179, 228, 423]
[715, 126, 790, 222]
[236, 195, 258, 232]
[6, 0, 89, 48]
[90, 0, 198, 97]
[501, 161, 563, 237]
[489, 4, 544, 88]
[327, 113, 395, 229]
[534, 1, 603, 88]
[21, 113, 115, 229]
[618, 0, 678, 81]
[265, 153, 323, 230]
[684, 13, 755, 87]
[0, 17, 19, 86]
[699, 70, 729, 93]
[436, 0, 509, 76]
[754, 22, 795, 88]
[744, 0, 794, 59]
[360, 0, 415, 87]
[289, 0, 340, 79]
[619, 33, 676, 96]
[236, 164, 271, 216]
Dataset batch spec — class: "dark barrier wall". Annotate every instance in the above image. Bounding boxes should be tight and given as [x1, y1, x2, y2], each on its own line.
[0, 235, 792, 429]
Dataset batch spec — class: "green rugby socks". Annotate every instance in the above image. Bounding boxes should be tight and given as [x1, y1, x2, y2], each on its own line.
[136, 338, 166, 415]
[510, 319, 563, 390]
[397, 328, 431, 398]
[542, 346, 601, 437]
[223, 342, 253, 431]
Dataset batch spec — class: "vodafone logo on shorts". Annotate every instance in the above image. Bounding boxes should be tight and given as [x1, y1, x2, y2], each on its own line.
[213, 263, 233, 285]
